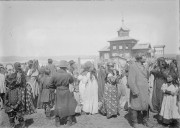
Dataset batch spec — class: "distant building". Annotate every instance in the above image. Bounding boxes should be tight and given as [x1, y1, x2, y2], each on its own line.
[153, 45, 165, 57]
[99, 20, 152, 61]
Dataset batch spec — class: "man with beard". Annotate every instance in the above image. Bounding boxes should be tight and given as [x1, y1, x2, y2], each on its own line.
[128, 55, 154, 128]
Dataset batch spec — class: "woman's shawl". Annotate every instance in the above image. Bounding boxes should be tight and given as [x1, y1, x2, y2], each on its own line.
[27, 69, 39, 98]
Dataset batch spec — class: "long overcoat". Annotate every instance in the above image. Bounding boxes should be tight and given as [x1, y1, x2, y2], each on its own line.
[127, 62, 149, 111]
[49, 69, 77, 118]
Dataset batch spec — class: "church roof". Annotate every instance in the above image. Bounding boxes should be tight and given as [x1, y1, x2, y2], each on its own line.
[118, 26, 129, 31]
[118, 18, 129, 31]
[108, 36, 137, 42]
[132, 43, 151, 50]
[99, 46, 110, 52]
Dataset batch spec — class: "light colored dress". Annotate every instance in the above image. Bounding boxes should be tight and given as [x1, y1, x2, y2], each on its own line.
[78, 75, 86, 105]
[149, 74, 155, 111]
[83, 72, 98, 114]
[0, 74, 5, 94]
[118, 76, 130, 110]
[160, 83, 180, 123]
[27, 69, 39, 98]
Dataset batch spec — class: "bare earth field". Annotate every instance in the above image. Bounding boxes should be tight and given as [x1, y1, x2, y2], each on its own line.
[0, 109, 178, 128]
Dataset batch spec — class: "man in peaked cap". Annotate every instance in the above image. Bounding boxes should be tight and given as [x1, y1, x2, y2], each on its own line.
[49, 60, 77, 127]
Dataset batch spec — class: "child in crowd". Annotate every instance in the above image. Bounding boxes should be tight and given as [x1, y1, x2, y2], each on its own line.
[40, 68, 54, 119]
[159, 74, 180, 127]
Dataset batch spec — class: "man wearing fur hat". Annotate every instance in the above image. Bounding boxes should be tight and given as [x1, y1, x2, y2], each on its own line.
[128, 55, 154, 128]
[49, 60, 77, 127]
[5, 62, 26, 128]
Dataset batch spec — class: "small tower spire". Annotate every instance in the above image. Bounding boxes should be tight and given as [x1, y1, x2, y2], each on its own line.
[118, 15, 129, 37]
[122, 16, 124, 26]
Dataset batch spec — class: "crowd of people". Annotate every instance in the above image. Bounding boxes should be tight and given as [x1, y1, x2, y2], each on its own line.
[0, 55, 180, 128]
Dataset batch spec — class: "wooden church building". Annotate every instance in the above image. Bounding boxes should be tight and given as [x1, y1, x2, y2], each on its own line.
[99, 20, 152, 61]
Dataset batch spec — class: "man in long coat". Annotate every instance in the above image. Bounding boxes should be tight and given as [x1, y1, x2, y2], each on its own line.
[128, 55, 153, 128]
[49, 60, 77, 127]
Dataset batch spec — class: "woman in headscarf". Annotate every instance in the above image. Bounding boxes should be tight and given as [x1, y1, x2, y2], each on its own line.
[13, 63, 36, 116]
[82, 61, 99, 115]
[97, 63, 106, 106]
[26, 60, 39, 108]
[68, 60, 82, 114]
[151, 57, 169, 114]
[100, 62, 120, 119]
[5, 62, 26, 128]
[37, 66, 46, 109]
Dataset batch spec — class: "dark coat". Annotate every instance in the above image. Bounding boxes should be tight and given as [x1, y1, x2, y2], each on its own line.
[46, 64, 56, 76]
[151, 67, 168, 113]
[49, 69, 77, 118]
[40, 75, 55, 103]
[97, 68, 106, 102]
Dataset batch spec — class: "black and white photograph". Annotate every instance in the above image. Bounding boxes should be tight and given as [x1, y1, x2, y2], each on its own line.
[0, 0, 179, 128]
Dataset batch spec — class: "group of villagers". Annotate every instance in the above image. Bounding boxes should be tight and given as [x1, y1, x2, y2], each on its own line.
[0, 55, 180, 128]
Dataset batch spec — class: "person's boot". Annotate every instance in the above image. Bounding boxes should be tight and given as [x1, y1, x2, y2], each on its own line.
[143, 111, 154, 128]
[19, 117, 26, 128]
[131, 109, 139, 128]
[45, 105, 51, 119]
[9, 117, 15, 128]
[66, 116, 73, 127]
[72, 115, 77, 124]
[176, 119, 180, 128]
[55, 116, 61, 127]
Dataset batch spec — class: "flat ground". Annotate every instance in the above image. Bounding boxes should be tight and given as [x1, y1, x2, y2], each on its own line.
[0, 109, 178, 128]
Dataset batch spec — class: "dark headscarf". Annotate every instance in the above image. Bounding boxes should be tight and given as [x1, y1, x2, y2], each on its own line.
[157, 57, 167, 68]
[69, 60, 75, 66]
[14, 62, 21, 72]
[169, 60, 179, 84]
[48, 59, 53, 64]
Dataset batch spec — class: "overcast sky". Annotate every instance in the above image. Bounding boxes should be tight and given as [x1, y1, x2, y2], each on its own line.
[0, 0, 179, 57]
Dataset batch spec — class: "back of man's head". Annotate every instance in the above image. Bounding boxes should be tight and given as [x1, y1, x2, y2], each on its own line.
[48, 59, 53, 64]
